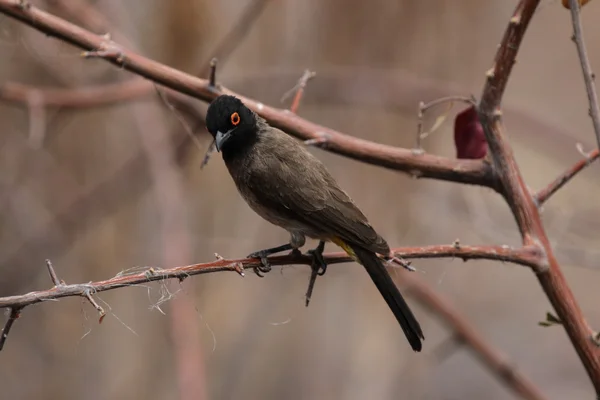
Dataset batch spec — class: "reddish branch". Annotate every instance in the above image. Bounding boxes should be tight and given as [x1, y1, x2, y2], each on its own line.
[534, 148, 599, 205]
[477, 0, 600, 393]
[0, 245, 539, 309]
[568, 0, 600, 152]
[0, 0, 494, 188]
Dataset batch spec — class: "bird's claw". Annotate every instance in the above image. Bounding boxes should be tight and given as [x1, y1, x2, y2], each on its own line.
[308, 248, 327, 276]
[247, 251, 272, 277]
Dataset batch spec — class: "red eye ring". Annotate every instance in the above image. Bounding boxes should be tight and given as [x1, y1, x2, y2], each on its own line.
[231, 112, 240, 126]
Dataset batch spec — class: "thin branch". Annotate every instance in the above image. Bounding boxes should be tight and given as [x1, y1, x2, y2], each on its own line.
[0, 1, 495, 188]
[416, 95, 476, 150]
[281, 69, 316, 113]
[208, 58, 217, 87]
[45, 259, 60, 286]
[478, 0, 600, 393]
[534, 148, 599, 205]
[0, 244, 539, 310]
[83, 289, 106, 323]
[568, 0, 600, 152]
[0, 308, 21, 351]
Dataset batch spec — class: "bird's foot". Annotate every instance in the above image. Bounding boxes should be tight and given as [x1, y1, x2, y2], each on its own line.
[247, 250, 273, 277]
[247, 243, 295, 277]
[305, 241, 327, 307]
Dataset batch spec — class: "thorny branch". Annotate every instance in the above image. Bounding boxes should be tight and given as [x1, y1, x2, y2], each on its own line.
[534, 147, 599, 206]
[0, 0, 495, 188]
[0, 244, 540, 310]
[0, 243, 546, 399]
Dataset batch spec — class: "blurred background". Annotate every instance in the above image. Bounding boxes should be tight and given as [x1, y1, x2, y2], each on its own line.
[1, 0, 599, 399]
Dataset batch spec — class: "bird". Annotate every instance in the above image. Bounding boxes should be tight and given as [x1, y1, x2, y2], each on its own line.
[205, 94, 424, 351]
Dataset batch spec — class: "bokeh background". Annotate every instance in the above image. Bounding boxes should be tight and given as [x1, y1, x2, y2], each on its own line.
[1, 0, 600, 399]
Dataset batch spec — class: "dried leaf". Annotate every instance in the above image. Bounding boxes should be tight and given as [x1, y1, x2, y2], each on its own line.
[453, 106, 488, 159]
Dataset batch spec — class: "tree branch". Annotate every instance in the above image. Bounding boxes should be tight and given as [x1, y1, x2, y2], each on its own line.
[568, 0, 600, 153]
[0, 0, 495, 188]
[534, 148, 599, 206]
[478, 0, 600, 393]
[0, 244, 539, 310]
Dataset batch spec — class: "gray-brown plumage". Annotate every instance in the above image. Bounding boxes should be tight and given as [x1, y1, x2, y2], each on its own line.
[205, 95, 424, 351]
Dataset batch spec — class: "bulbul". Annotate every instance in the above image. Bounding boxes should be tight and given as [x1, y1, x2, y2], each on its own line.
[205, 94, 424, 351]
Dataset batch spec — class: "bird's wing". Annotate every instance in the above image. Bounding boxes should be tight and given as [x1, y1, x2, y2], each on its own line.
[246, 130, 389, 255]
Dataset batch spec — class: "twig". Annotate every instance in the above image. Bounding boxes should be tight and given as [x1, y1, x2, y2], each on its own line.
[0, 308, 21, 351]
[45, 259, 60, 286]
[281, 69, 316, 113]
[478, 0, 600, 393]
[0, 1, 495, 188]
[534, 148, 599, 205]
[568, 0, 600, 153]
[208, 58, 217, 87]
[416, 95, 476, 150]
[83, 289, 106, 323]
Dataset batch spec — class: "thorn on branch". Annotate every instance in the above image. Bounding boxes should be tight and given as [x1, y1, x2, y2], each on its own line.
[0, 308, 22, 352]
[232, 262, 245, 277]
[17, 1, 31, 11]
[81, 42, 125, 64]
[144, 267, 157, 279]
[591, 331, 600, 347]
[84, 289, 106, 324]
[304, 133, 330, 148]
[209, 58, 218, 88]
[281, 69, 316, 114]
[45, 259, 61, 287]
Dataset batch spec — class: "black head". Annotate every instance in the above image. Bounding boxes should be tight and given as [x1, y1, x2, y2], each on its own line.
[205, 95, 258, 153]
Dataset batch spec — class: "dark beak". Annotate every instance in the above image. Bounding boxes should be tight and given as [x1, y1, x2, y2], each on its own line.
[215, 130, 233, 152]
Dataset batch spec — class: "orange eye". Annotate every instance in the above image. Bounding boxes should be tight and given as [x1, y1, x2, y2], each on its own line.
[231, 112, 240, 126]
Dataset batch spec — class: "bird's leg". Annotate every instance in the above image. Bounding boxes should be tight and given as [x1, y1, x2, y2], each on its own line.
[247, 243, 294, 277]
[304, 240, 327, 307]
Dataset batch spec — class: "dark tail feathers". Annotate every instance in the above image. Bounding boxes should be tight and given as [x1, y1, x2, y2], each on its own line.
[351, 244, 424, 352]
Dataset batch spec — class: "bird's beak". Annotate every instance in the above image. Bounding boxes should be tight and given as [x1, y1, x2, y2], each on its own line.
[215, 129, 233, 152]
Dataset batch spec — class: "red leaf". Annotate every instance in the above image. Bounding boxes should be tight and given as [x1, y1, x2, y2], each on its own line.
[454, 106, 488, 159]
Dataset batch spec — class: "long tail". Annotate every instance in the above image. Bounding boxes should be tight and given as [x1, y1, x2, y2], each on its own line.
[350, 244, 424, 352]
